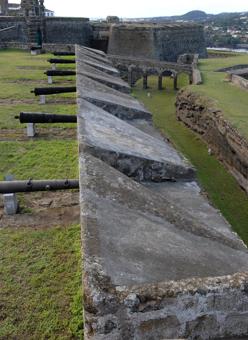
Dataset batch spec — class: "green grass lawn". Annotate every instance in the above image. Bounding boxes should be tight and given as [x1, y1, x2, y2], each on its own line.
[190, 53, 248, 139]
[0, 49, 82, 339]
[0, 224, 83, 339]
[133, 73, 248, 245]
[0, 49, 76, 129]
[0, 140, 78, 181]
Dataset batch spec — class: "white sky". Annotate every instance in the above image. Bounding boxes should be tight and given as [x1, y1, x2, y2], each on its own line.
[9, 0, 248, 18]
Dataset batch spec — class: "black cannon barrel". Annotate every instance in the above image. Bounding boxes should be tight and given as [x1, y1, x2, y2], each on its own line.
[31, 87, 77, 96]
[45, 70, 76, 76]
[0, 180, 79, 194]
[31, 46, 42, 51]
[48, 58, 76, 64]
[16, 112, 77, 124]
[53, 52, 75, 56]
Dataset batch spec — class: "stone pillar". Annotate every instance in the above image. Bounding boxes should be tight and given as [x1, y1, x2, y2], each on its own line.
[158, 75, 163, 90]
[189, 73, 193, 85]
[128, 70, 133, 87]
[27, 123, 36, 137]
[143, 74, 148, 89]
[40, 95, 46, 104]
[173, 75, 178, 90]
[3, 194, 18, 215]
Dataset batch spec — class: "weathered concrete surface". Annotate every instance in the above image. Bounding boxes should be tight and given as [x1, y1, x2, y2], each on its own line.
[79, 153, 248, 340]
[77, 53, 120, 76]
[80, 153, 248, 286]
[145, 180, 243, 250]
[78, 100, 195, 181]
[77, 45, 112, 65]
[76, 61, 130, 93]
[176, 88, 248, 194]
[76, 71, 151, 120]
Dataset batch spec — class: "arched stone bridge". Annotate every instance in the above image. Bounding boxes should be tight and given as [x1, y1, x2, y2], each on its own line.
[108, 54, 193, 90]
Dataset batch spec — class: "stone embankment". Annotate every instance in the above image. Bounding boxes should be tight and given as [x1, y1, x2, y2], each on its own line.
[176, 89, 248, 194]
[76, 45, 248, 339]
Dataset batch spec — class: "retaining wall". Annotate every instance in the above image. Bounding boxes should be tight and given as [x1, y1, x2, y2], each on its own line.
[176, 89, 248, 194]
[231, 74, 248, 91]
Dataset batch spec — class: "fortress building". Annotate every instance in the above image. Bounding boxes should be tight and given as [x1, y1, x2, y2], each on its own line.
[0, 0, 207, 60]
[0, 0, 8, 15]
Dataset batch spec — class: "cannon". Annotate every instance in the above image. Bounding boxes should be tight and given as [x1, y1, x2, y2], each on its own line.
[48, 58, 76, 64]
[45, 70, 76, 77]
[31, 86, 77, 96]
[0, 179, 79, 194]
[44, 70, 76, 84]
[31, 46, 42, 51]
[31, 86, 77, 105]
[53, 52, 75, 56]
[15, 112, 77, 124]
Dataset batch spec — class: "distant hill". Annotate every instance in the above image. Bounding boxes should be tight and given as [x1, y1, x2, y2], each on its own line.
[133, 10, 248, 24]
[180, 10, 209, 21]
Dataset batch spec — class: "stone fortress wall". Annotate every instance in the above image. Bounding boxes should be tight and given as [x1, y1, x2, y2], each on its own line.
[108, 23, 207, 62]
[0, 16, 27, 42]
[76, 45, 248, 339]
[0, 16, 92, 45]
[0, 15, 207, 61]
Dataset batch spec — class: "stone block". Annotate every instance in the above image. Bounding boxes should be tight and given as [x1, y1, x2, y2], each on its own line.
[223, 312, 248, 335]
[135, 315, 180, 339]
[78, 100, 195, 182]
[3, 193, 18, 215]
[48, 75, 53, 84]
[27, 123, 36, 137]
[40, 95, 46, 105]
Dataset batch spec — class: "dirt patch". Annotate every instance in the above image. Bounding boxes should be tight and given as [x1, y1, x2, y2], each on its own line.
[0, 191, 80, 228]
[16, 66, 49, 70]
[0, 128, 77, 141]
[0, 98, 76, 105]
[0, 99, 36, 105]
[7, 79, 75, 85]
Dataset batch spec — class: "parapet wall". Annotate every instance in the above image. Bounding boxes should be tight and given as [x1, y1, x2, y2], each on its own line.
[44, 17, 92, 45]
[0, 16, 27, 43]
[76, 45, 248, 339]
[176, 88, 248, 194]
[0, 18, 206, 62]
[108, 24, 207, 62]
[0, 16, 92, 46]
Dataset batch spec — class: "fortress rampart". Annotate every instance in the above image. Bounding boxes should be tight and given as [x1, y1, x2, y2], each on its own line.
[76, 45, 248, 340]
[0, 17, 207, 61]
[108, 23, 207, 62]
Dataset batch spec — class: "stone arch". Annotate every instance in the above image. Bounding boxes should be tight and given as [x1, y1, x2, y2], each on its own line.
[177, 70, 192, 87]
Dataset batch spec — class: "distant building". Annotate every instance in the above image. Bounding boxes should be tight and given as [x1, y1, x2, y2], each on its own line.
[106, 16, 120, 23]
[0, 0, 8, 15]
[0, 0, 54, 16]
[8, 3, 21, 15]
[44, 8, 54, 17]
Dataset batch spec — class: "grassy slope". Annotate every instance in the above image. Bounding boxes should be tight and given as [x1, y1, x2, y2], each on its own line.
[0, 49, 82, 338]
[133, 74, 248, 245]
[191, 53, 248, 139]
